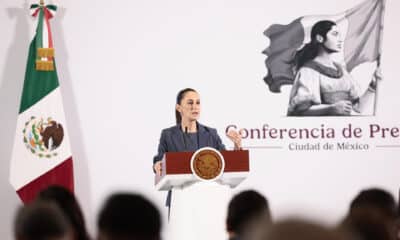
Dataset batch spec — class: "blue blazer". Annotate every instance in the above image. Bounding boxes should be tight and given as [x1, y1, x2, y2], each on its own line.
[153, 122, 226, 208]
[153, 122, 226, 164]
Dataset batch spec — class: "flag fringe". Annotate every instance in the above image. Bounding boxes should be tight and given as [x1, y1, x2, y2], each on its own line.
[37, 48, 54, 58]
[35, 60, 54, 71]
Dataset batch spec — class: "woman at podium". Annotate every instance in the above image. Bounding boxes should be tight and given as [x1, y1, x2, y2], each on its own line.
[153, 87, 241, 173]
[152, 88, 241, 240]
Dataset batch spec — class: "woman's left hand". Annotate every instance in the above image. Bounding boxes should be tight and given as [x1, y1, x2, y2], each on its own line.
[374, 67, 382, 81]
[369, 67, 382, 91]
[226, 129, 242, 150]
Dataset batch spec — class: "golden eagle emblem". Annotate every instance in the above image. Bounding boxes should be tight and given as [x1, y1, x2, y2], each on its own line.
[190, 147, 225, 181]
[23, 116, 64, 158]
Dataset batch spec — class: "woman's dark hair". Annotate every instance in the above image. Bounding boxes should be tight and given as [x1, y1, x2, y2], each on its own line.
[37, 185, 91, 240]
[175, 88, 197, 124]
[293, 20, 337, 70]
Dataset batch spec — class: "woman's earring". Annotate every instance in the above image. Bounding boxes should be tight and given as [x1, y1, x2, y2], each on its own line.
[316, 35, 324, 43]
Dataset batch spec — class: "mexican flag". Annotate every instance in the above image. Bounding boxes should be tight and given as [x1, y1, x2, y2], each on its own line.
[9, 3, 74, 203]
[263, 0, 385, 93]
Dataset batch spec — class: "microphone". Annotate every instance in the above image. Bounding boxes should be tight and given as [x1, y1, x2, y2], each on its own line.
[183, 126, 188, 150]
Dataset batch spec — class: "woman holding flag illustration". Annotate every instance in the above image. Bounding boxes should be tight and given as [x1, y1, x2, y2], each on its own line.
[287, 20, 380, 116]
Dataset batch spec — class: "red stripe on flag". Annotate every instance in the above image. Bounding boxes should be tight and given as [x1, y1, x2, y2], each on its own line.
[31, 8, 40, 17]
[16, 157, 74, 204]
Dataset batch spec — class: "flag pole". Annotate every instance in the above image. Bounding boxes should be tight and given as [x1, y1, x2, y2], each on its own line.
[373, 0, 386, 115]
[40, 0, 44, 5]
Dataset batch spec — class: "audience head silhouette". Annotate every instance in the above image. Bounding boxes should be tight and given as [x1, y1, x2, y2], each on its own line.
[14, 201, 73, 240]
[341, 187, 398, 240]
[350, 188, 397, 219]
[97, 192, 161, 240]
[226, 190, 271, 240]
[37, 185, 91, 240]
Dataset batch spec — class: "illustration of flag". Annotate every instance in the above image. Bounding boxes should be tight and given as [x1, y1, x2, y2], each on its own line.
[262, 0, 385, 93]
[9, 3, 74, 203]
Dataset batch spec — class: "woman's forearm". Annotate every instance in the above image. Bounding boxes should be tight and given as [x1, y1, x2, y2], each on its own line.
[299, 104, 334, 116]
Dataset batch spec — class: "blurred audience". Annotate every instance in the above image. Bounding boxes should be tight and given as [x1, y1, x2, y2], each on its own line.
[340, 188, 398, 240]
[97, 192, 161, 240]
[37, 185, 91, 240]
[14, 200, 73, 240]
[226, 190, 271, 240]
[11, 186, 399, 240]
[247, 218, 351, 240]
[349, 188, 397, 219]
[396, 188, 400, 240]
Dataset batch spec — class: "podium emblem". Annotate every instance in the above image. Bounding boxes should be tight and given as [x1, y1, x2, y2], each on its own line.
[190, 147, 225, 181]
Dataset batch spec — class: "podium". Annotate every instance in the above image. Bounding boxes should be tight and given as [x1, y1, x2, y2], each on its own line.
[156, 148, 249, 240]
[155, 149, 249, 191]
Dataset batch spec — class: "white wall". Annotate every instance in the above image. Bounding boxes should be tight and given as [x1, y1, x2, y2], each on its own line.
[1, 0, 399, 239]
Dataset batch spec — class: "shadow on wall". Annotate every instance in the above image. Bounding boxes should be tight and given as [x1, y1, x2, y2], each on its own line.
[0, 4, 30, 239]
[51, 6, 95, 236]
[0, 3, 94, 238]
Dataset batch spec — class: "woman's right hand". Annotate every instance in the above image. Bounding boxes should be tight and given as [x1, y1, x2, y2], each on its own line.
[226, 129, 242, 150]
[331, 100, 352, 115]
[153, 161, 162, 176]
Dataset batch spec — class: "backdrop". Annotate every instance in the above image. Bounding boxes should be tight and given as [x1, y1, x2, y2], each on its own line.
[1, 0, 399, 239]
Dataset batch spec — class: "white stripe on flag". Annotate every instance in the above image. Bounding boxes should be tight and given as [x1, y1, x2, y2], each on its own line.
[10, 88, 72, 190]
[42, 12, 49, 61]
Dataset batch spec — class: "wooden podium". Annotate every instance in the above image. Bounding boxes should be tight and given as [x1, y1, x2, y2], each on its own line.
[155, 149, 249, 191]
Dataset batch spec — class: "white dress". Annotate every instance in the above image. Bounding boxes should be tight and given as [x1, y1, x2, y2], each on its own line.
[287, 61, 362, 116]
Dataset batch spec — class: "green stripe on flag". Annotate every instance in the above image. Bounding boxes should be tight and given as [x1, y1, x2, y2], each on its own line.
[47, 5, 57, 11]
[19, 36, 59, 113]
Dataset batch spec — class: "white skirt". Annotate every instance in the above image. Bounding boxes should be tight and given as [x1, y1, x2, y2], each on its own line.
[166, 181, 233, 240]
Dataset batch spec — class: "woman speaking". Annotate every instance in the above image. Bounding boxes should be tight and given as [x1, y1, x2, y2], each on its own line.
[152, 88, 241, 240]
